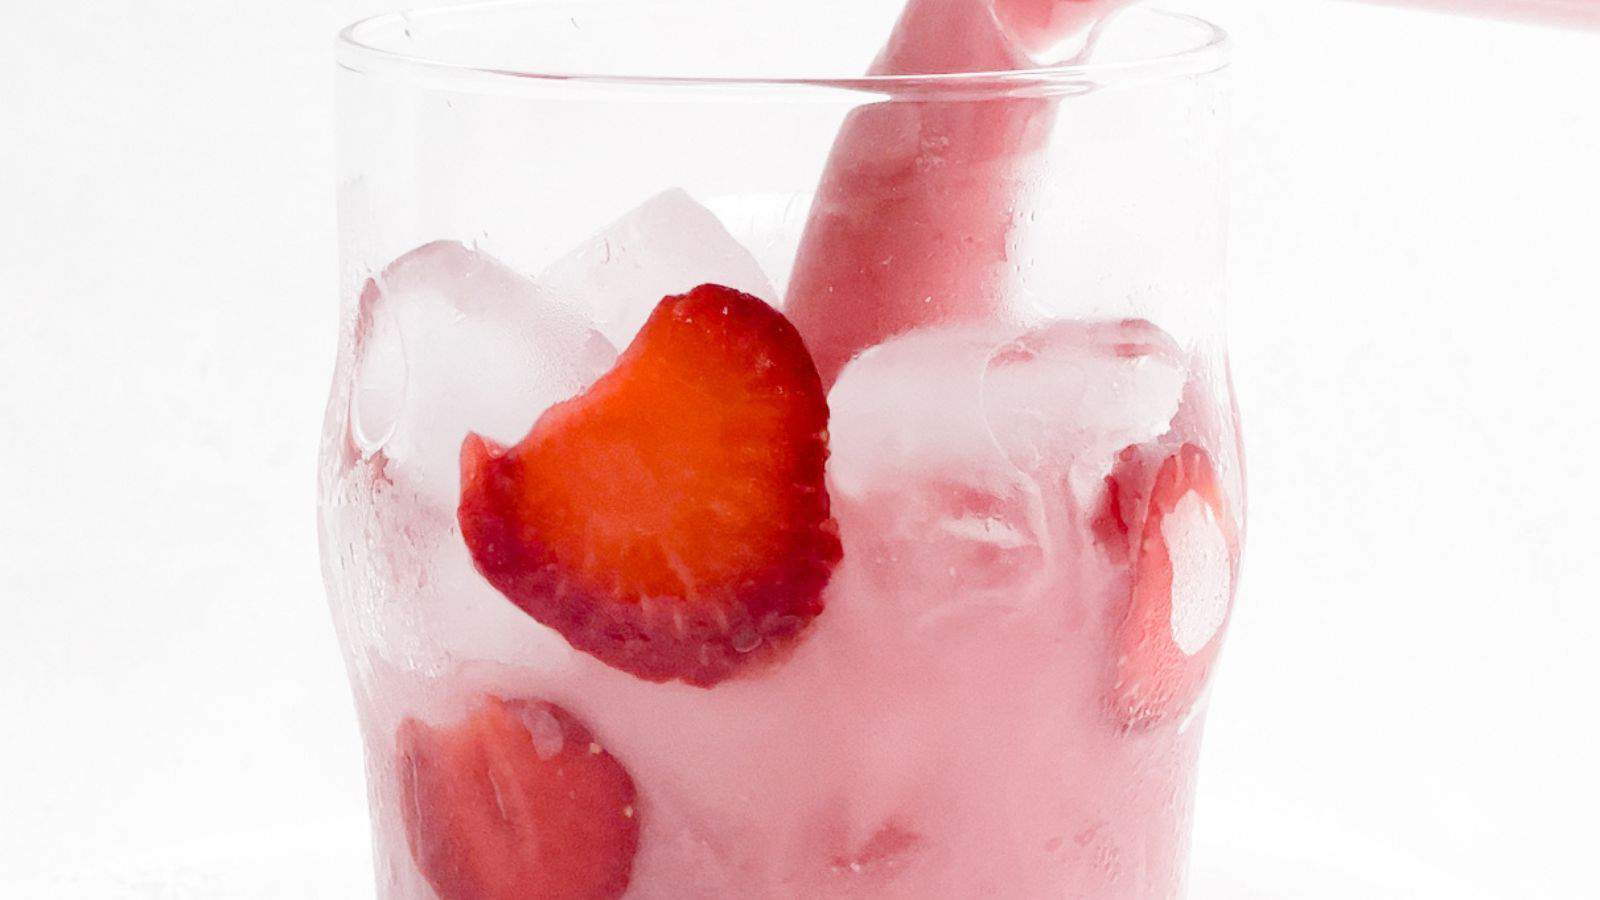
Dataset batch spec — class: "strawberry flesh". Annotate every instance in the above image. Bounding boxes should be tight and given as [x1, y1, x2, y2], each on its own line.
[459, 284, 841, 686]
[397, 696, 639, 900]
[1104, 443, 1239, 728]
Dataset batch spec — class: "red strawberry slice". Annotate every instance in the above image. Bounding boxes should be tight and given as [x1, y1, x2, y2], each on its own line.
[459, 283, 841, 687]
[1103, 443, 1240, 728]
[397, 696, 639, 900]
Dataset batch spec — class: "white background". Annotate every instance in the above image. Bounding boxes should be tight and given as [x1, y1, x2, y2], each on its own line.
[2, 1, 1597, 897]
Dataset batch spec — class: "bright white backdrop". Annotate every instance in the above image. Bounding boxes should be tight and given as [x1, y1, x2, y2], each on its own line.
[1, 1, 1596, 897]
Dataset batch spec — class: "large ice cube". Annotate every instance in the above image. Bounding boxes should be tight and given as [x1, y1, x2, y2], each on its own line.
[826, 318, 1188, 634]
[335, 241, 616, 675]
[827, 326, 1052, 629]
[348, 240, 616, 507]
[701, 191, 815, 297]
[539, 189, 778, 349]
[983, 318, 1187, 477]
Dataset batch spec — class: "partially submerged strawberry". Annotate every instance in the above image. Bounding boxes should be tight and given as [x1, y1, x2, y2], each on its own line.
[1102, 443, 1239, 728]
[459, 284, 841, 687]
[397, 696, 639, 900]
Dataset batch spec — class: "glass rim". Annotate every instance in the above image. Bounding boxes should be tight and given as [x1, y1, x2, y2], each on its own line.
[336, 1, 1229, 98]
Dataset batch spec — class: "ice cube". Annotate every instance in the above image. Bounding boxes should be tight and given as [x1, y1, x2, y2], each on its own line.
[827, 326, 1052, 626]
[539, 189, 779, 349]
[349, 240, 616, 507]
[982, 318, 1187, 477]
[334, 242, 615, 675]
[701, 191, 815, 296]
[323, 453, 582, 679]
[825, 318, 1189, 638]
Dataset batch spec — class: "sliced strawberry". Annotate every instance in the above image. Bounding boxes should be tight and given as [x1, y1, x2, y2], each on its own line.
[397, 696, 639, 900]
[1106, 443, 1240, 728]
[459, 283, 841, 687]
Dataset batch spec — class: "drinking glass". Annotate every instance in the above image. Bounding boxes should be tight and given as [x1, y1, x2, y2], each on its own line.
[321, 3, 1239, 897]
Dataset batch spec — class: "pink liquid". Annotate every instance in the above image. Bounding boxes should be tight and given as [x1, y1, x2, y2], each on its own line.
[329, 280, 1241, 897]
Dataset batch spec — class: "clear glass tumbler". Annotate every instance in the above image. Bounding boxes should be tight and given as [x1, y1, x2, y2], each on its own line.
[321, 3, 1239, 897]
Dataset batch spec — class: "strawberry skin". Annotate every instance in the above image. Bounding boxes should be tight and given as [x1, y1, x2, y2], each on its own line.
[397, 696, 639, 900]
[459, 284, 841, 687]
[1105, 443, 1239, 728]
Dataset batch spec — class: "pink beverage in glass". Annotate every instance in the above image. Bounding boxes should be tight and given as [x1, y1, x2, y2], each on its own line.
[321, 2, 1241, 898]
